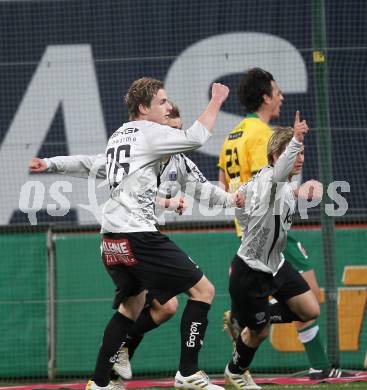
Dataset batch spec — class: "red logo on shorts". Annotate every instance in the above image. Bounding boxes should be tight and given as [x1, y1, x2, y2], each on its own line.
[102, 238, 138, 266]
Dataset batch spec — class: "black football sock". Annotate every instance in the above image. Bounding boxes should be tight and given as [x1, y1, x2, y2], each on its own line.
[126, 307, 158, 358]
[92, 312, 134, 386]
[228, 336, 258, 374]
[126, 333, 144, 359]
[128, 306, 158, 337]
[179, 300, 210, 376]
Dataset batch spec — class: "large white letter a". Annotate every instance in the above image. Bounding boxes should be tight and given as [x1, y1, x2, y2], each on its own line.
[0, 45, 106, 224]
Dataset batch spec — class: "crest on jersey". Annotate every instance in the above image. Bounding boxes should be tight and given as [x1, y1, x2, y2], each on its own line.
[169, 171, 177, 181]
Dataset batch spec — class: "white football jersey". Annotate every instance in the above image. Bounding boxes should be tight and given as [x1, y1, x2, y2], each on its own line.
[157, 153, 233, 208]
[102, 120, 212, 232]
[45, 138, 233, 225]
[235, 137, 302, 275]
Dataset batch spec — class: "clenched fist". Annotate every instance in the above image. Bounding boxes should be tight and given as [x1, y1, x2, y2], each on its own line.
[29, 157, 47, 173]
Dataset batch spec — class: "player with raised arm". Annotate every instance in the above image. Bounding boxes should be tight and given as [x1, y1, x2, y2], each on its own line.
[94, 78, 231, 390]
[32, 77, 229, 390]
[224, 123, 320, 390]
[29, 104, 243, 385]
[218, 68, 345, 379]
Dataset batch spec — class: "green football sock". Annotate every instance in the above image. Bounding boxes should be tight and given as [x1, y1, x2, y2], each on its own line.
[298, 323, 330, 370]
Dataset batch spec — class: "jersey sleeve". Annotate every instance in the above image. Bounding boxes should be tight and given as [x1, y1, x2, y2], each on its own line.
[45, 154, 106, 179]
[272, 137, 303, 183]
[234, 179, 257, 235]
[181, 155, 208, 184]
[145, 121, 211, 156]
[181, 155, 234, 207]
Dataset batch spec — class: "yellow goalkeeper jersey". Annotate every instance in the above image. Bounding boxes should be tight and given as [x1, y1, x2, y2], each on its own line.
[218, 113, 273, 236]
[218, 113, 273, 191]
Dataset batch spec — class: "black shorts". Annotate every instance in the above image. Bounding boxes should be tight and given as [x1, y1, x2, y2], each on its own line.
[229, 256, 309, 330]
[102, 231, 203, 306]
[112, 288, 173, 310]
[271, 260, 310, 303]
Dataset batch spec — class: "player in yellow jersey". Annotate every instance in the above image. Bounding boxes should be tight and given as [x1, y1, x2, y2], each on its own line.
[218, 114, 273, 193]
[219, 68, 347, 381]
[218, 68, 282, 237]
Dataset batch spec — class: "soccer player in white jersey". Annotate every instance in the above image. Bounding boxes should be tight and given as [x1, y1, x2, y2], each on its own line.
[219, 68, 346, 380]
[224, 123, 321, 390]
[41, 77, 227, 390]
[29, 103, 242, 385]
[97, 78, 231, 390]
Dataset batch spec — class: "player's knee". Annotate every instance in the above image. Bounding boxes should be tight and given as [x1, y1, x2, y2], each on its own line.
[161, 297, 179, 318]
[312, 286, 321, 303]
[118, 292, 146, 320]
[201, 279, 215, 303]
[309, 305, 320, 320]
[188, 276, 215, 303]
[246, 326, 269, 346]
[256, 325, 270, 341]
[300, 304, 320, 322]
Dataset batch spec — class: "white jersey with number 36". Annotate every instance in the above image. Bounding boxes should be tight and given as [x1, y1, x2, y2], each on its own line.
[102, 120, 211, 233]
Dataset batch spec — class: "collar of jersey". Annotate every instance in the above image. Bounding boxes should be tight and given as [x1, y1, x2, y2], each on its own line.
[245, 113, 259, 119]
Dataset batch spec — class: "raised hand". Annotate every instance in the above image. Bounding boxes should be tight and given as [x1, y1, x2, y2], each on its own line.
[197, 83, 229, 132]
[293, 110, 309, 143]
[29, 157, 48, 173]
[211, 83, 229, 103]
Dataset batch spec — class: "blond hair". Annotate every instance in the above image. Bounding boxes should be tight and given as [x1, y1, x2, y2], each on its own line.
[124, 77, 164, 119]
[267, 126, 294, 164]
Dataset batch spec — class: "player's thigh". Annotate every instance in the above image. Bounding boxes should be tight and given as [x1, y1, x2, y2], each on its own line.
[229, 255, 272, 330]
[300, 269, 321, 302]
[118, 290, 146, 319]
[286, 289, 320, 320]
[273, 261, 319, 320]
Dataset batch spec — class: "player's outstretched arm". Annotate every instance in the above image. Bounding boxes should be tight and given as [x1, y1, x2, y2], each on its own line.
[177, 154, 234, 208]
[28, 154, 106, 179]
[147, 84, 229, 157]
[155, 196, 187, 215]
[273, 111, 309, 183]
[218, 168, 228, 191]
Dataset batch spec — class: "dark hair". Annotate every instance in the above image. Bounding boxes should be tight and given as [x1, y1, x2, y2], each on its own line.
[168, 102, 181, 119]
[237, 67, 274, 112]
[124, 77, 164, 119]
